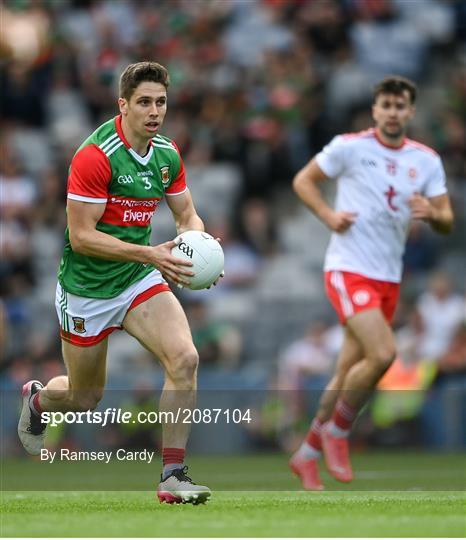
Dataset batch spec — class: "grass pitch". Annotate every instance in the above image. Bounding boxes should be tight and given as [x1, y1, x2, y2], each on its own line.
[1, 453, 465, 537]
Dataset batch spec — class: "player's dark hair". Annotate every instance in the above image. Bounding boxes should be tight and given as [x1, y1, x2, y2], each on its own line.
[119, 62, 170, 100]
[373, 75, 417, 104]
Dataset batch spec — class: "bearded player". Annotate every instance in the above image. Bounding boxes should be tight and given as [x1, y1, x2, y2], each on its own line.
[289, 75, 454, 490]
[18, 62, 211, 504]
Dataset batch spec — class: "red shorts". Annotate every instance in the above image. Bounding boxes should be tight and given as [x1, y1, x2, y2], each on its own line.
[325, 271, 400, 324]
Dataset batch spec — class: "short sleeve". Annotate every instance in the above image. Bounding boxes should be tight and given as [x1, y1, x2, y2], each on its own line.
[315, 135, 347, 178]
[165, 141, 187, 196]
[423, 157, 448, 199]
[67, 144, 111, 203]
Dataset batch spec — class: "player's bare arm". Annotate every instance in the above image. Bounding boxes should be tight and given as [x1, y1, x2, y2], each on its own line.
[293, 158, 358, 233]
[408, 192, 454, 234]
[166, 188, 204, 234]
[67, 199, 193, 285]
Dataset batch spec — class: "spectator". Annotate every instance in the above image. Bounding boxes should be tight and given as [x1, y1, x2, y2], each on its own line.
[237, 198, 278, 257]
[438, 324, 466, 375]
[417, 272, 464, 361]
[185, 300, 242, 370]
[278, 322, 335, 391]
[396, 307, 425, 364]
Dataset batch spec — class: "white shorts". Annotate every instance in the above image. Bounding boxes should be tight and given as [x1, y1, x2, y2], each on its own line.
[55, 270, 171, 347]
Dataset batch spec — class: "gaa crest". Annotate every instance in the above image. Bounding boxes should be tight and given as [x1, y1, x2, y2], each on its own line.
[385, 158, 397, 176]
[160, 166, 170, 185]
[72, 317, 86, 334]
[352, 290, 370, 306]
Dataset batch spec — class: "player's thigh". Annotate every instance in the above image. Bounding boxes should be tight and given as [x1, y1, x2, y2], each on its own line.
[122, 291, 195, 365]
[62, 338, 108, 393]
[334, 327, 364, 376]
[345, 308, 396, 361]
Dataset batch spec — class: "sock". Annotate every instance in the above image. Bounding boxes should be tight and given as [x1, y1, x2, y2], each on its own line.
[162, 447, 185, 480]
[329, 399, 358, 437]
[327, 422, 350, 438]
[29, 391, 43, 417]
[297, 441, 321, 460]
[305, 418, 323, 451]
[297, 418, 323, 459]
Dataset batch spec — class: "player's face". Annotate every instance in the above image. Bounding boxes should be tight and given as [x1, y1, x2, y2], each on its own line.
[372, 91, 415, 141]
[119, 82, 167, 140]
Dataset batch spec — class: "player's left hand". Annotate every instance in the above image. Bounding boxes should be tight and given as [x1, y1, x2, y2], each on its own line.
[408, 192, 433, 221]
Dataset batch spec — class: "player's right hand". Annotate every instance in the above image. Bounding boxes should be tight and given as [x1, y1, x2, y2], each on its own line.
[326, 211, 358, 233]
[148, 240, 194, 286]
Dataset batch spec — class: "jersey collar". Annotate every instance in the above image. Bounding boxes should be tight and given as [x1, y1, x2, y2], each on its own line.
[374, 127, 406, 150]
[114, 115, 154, 165]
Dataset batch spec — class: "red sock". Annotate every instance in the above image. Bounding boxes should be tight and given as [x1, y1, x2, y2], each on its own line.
[305, 418, 323, 451]
[162, 447, 185, 467]
[332, 399, 357, 431]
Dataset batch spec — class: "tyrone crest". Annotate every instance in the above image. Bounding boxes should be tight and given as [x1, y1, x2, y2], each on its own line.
[72, 317, 86, 334]
[160, 166, 170, 185]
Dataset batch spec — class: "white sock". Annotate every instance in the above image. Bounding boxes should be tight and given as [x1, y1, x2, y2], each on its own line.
[327, 421, 350, 438]
[162, 463, 184, 480]
[297, 442, 321, 460]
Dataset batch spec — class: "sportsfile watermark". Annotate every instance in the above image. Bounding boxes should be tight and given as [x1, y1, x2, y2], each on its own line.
[41, 407, 253, 427]
[2, 389, 464, 491]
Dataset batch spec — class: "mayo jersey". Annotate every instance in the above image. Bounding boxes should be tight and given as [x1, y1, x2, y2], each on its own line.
[316, 128, 447, 282]
[58, 115, 187, 298]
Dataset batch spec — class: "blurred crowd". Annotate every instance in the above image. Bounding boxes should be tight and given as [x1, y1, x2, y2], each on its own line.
[1, 0, 465, 451]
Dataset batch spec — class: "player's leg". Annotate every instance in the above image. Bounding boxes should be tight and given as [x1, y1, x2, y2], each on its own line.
[18, 339, 108, 455]
[340, 307, 396, 409]
[40, 339, 108, 411]
[123, 291, 210, 504]
[322, 308, 396, 481]
[289, 328, 363, 490]
[315, 327, 364, 422]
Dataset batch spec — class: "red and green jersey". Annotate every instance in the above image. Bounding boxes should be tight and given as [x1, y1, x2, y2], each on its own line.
[58, 115, 187, 298]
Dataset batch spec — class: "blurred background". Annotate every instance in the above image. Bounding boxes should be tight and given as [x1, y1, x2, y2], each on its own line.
[1, 0, 465, 458]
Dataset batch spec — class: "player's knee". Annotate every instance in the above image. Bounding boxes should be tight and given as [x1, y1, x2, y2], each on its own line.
[166, 348, 199, 385]
[374, 346, 396, 373]
[46, 387, 69, 402]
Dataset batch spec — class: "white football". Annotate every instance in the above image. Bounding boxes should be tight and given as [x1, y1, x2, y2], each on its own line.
[171, 230, 224, 290]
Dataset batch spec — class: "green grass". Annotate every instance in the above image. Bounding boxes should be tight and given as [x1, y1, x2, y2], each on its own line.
[1, 453, 465, 537]
[2, 490, 465, 537]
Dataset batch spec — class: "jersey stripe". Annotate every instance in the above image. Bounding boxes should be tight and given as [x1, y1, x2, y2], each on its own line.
[405, 139, 439, 156]
[342, 128, 374, 140]
[152, 137, 175, 147]
[68, 193, 108, 204]
[153, 143, 177, 153]
[59, 286, 66, 331]
[106, 141, 124, 157]
[165, 187, 187, 196]
[101, 137, 122, 154]
[331, 271, 354, 318]
[102, 139, 121, 156]
[153, 135, 170, 143]
[99, 133, 119, 151]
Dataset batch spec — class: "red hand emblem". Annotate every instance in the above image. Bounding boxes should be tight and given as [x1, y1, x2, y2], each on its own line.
[384, 185, 399, 211]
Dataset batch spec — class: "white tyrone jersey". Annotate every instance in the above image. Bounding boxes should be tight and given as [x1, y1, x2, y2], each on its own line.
[316, 128, 447, 282]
